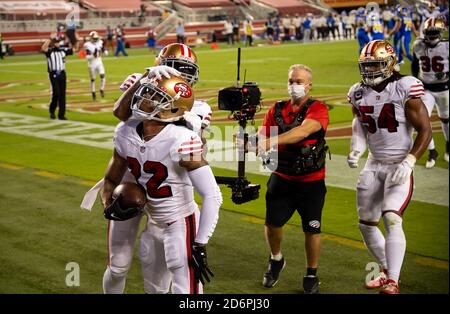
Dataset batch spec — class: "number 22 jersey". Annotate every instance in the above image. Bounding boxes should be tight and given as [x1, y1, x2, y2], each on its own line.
[347, 76, 425, 162]
[114, 121, 203, 224]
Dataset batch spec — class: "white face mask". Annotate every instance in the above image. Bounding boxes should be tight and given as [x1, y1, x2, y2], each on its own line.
[287, 83, 308, 100]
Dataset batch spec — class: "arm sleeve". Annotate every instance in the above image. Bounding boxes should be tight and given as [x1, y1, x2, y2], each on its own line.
[188, 166, 222, 244]
[350, 117, 367, 153]
[411, 43, 420, 78]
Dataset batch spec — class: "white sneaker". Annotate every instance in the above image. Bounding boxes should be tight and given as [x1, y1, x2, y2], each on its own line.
[444, 153, 449, 162]
[425, 159, 436, 168]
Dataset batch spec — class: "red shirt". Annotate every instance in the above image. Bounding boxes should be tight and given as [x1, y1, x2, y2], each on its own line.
[262, 98, 329, 182]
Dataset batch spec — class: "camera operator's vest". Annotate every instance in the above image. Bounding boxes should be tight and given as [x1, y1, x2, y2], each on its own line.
[272, 99, 329, 176]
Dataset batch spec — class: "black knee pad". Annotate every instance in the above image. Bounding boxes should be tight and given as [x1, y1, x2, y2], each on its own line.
[440, 117, 449, 124]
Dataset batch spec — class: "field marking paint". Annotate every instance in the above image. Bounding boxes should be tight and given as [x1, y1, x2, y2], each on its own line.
[415, 257, 449, 270]
[0, 162, 24, 170]
[0, 111, 448, 206]
[33, 170, 63, 179]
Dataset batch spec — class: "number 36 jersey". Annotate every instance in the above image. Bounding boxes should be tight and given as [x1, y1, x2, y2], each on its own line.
[114, 120, 203, 224]
[348, 76, 425, 162]
[413, 39, 449, 85]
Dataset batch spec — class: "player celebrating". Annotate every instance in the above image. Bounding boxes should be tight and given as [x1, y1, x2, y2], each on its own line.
[101, 76, 222, 294]
[117, 43, 212, 143]
[83, 31, 107, 101]
[412, 17, 449, 167]
[347, 40, 431, 294]
[95, 43, 211, 294]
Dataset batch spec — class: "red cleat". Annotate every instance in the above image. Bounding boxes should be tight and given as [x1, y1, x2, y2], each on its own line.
[379, 279, 400, 294]
[365, 272, 387, 289]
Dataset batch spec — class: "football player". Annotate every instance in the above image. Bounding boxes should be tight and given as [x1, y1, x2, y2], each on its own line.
[101, 76, 222, 294]
[347, 40, 432, 294]
[412, 17, 449, 167]
[115, 43, 213, 138]
[83, 31, 108, 101]
[85, 44, 209, 294]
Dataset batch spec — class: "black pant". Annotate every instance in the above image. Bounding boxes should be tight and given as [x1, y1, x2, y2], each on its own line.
[49, 71, 66, 118]
[265, 174, 326, 233]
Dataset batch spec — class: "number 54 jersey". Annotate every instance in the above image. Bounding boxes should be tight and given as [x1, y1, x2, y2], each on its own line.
[348, 76, 425, 162]
[114, 120, 203, 224]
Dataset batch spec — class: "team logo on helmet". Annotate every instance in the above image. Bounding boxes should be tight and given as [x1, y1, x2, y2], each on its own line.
[174, 83, 192, 98]
[385, 43, 394, 54]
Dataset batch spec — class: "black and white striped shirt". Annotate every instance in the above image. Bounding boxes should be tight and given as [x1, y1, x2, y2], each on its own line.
[44, 47, 73, 72]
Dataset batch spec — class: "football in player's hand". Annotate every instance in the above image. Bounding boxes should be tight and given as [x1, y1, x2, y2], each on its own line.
[112, 182, 147, 209]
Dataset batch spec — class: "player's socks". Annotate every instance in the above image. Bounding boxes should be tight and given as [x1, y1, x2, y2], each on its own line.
[271, 252, 283, 261]
[102, 266, 126, 294]
[100, 77, 106, 93]
[383, 212, 405, 284]
[90, 79, 95, 94]
[427, 138, 436, 151]
[306, 267, 317, 277]
[358, 223, 387, 269]
[426, 148, 438, 169]
[100, 89, 105, 98]
[92, 92, 96, 101]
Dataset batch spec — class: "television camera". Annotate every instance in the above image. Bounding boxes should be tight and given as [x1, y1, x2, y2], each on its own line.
[215, 48, 261, 204]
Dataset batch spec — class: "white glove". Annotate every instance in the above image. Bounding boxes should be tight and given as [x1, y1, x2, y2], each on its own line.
[183, 111, 202, 134]
[391, 154, 416, 185]
[119, 73, 143, 92]
[146, 65, 181, 81]
[347, 150, 362, 168]
[103, 49, 109, 57]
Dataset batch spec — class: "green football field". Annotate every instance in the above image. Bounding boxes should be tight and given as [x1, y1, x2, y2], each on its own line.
[0, 40, 448, 294]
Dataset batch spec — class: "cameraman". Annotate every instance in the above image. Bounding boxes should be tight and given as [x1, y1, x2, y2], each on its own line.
[257, 64, 329, 294]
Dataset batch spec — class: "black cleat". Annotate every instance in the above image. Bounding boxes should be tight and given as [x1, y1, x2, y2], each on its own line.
[50, 113, 56, 119]
[100, 89, 105, 98]
[303, 275, 320, 294]
[58, 116, 68, 120]
[92, 92, 96, 101]
[262, 257, 285, 288]
[425, 149, 438, 169]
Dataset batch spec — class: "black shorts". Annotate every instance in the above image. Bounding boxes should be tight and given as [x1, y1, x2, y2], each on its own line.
[265, 174, 326, 233]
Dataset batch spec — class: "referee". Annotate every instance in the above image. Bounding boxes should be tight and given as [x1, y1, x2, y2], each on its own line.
[41, 34, 73, 120]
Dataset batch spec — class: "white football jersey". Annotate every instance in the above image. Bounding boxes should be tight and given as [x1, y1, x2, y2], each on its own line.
[348, 76, 425, 162]
[191, 100, 212, 130]
[84, 40, 105, 63]
[413, 39, 449, 85]
[114, 121, 203, 224]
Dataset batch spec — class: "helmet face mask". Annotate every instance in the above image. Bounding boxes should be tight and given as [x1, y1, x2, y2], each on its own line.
[131, 77, 194, 122]
[162, 58, 199, 86]
[423, 18, 445, 46]
[156, 43, 199, 86]
[359, 60, 391, 86]
[359, 40, 397, 87]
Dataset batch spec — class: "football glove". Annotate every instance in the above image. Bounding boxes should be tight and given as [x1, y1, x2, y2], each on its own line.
[145, 65, 181, 81]
[391, 154, 416, 185]
[103, 195, 143, 221]
[119, 73, 143, 92]
[182, 111, 202, 134]
[192, 243, 214, 285]
[347, 150, 362, 168]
